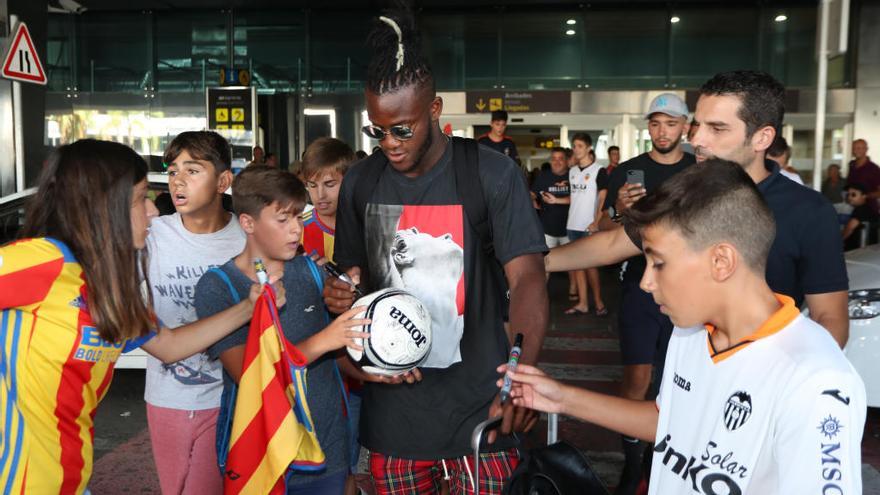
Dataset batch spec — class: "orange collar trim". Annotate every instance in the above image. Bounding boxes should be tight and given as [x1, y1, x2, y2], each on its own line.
[704, 293, 798, 364]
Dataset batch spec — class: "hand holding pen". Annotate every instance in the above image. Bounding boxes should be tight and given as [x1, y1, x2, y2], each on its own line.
[324, 261, 364, 299]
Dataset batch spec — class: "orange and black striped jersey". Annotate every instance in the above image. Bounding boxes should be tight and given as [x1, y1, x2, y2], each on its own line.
[0, 237, 151, 494]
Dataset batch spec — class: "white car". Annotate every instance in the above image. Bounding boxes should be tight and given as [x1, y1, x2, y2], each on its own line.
[843, 244, 880, 407]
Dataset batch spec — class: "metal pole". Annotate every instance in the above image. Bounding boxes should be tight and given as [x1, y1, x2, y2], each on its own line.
[10, 14, 23, 193]
[813, 0, 831, 191]
[547, 413, 558, 444]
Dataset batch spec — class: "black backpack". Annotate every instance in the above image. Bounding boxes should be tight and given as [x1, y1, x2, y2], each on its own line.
[352, 137, 509, 310]
[503, 441, 611, 495]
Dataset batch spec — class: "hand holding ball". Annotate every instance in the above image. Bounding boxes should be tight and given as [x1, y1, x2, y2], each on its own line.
[346, 288, 432, 376]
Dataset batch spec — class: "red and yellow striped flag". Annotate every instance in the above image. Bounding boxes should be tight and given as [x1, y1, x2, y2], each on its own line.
[223, 285, 326, 495]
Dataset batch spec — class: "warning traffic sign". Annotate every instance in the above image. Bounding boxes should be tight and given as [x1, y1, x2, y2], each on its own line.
[2, 22, 47, 85]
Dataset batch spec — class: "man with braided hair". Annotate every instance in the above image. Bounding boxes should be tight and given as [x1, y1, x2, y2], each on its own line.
[324, 9, 549, 495]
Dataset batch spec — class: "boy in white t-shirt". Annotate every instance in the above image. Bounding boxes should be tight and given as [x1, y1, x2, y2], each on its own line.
[503, 159, 865, 494]
[145, 131, 246, 494]
[543, 132, 608, 315]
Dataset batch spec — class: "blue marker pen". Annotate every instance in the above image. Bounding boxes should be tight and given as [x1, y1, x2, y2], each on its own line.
[499, 333, 524, 404]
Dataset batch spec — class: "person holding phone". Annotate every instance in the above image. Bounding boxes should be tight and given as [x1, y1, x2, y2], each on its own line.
[599, 93, 695, 495]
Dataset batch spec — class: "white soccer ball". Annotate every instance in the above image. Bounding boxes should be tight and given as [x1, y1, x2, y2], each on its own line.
[347, 288, 432, 376]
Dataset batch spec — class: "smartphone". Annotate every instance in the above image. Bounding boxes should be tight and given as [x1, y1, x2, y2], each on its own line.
[626, 169, 645, 186]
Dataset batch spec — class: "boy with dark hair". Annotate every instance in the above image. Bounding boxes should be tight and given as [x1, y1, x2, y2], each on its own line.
[145, 130, 245, 494]
[478, 109, 519, 161]
[767, 136, 803, 185]
[843, 183, 879, 251]
[606, 145, 621, 176]
[194, 165, 368, 494]
[324, 10, 548, 494]
[505, 159, 866, 495]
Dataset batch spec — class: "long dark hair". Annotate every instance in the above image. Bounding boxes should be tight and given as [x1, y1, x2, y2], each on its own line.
[21, 139, 154, 342]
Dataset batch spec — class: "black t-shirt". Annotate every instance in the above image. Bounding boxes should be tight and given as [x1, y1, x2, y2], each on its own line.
[844, 204, 879, 251]
[478, 135, 519, 161]
[334, 140, 546, 459]
[624, 160, 849, 307]
[530, 168, 570, 237]
[604, 152, 696, 282]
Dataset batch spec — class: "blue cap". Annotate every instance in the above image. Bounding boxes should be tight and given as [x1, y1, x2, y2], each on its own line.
[645, 93, 689, 119]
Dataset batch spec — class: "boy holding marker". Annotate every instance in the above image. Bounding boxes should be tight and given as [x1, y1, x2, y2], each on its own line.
[194, 166, 368, 494]
[503, 160, 866, 494]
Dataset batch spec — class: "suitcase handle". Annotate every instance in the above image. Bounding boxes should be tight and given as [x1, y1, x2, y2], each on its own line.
[470, 415, 503, 493]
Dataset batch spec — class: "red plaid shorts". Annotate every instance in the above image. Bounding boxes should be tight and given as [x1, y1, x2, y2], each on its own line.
[370, 449, 519, 495]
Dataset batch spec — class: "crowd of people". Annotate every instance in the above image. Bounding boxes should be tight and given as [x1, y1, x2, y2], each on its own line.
[0, 6, 872, 495]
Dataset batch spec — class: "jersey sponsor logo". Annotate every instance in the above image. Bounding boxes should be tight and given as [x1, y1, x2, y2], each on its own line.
[74, 325, 123, 363]
[673, 372, 691, 392]
[822, 389, 851, 405]
[817, 415, 843, 440]
[653, 434, 749, 494]
[723, 391, 752, 431]
[820, 442, 847, 494]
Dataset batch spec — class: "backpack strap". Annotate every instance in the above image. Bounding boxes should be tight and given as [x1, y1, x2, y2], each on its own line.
[352, 150, 388, 227]
[209, 267, 241, 304]
[207, 267, 240, 476]
[451, 137, 495, 259]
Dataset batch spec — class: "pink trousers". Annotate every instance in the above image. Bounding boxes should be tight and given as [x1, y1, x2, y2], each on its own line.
[147, 404, 223, 495]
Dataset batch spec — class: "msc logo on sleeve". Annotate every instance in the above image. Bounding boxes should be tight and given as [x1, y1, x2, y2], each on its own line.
[74, 325, 124, 363]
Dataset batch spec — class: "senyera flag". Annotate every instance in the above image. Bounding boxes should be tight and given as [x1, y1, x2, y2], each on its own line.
[224, 284, 325, 494]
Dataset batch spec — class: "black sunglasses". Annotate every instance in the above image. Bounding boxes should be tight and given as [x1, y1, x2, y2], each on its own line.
[361, 124, 415, 141]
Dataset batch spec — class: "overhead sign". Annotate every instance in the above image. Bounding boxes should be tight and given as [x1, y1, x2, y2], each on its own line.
[207, 87, 254, 132]
[206, 86, 257, 162]
[220, 67, 251, 86]
[467, 91, 570, 114]
[2, 22, 47, 85]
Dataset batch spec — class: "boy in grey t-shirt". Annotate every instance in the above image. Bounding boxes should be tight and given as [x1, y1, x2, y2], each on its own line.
[145, 131, 244, 494]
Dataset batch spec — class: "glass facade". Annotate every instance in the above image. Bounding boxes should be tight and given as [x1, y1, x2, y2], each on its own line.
[44, 4, 853, 95]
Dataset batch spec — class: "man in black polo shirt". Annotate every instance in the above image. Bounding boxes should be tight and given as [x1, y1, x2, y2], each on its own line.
[478, 110, 520, 162]
[546, 70, 848, 347]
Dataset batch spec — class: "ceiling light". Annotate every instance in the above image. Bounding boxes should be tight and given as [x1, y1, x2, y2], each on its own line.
[774, 14, 787, 22]
[565, 29, 576, 36]
[670, 16, 681, 24]
[566, 19, 576, 25]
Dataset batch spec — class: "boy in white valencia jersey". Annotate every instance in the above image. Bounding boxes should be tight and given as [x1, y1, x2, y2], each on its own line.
[499, 159, 866, 495]
[652, 295, 864, 493]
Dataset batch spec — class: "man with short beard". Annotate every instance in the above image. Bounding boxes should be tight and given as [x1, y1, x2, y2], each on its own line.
[598, 93, 695, 495]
